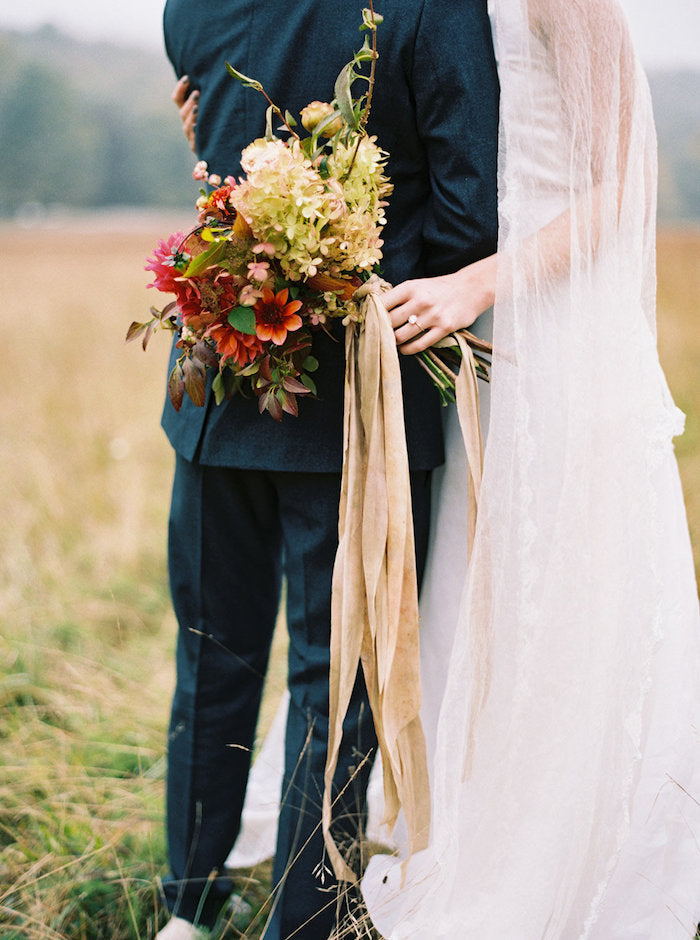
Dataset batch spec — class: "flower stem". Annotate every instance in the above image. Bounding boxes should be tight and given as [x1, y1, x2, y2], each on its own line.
[260, 90, 301, 141]
[346, 0, 379, 177]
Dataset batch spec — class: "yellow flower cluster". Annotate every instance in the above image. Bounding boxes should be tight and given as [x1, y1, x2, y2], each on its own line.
[326, 136, 393, 275]
[230, 136, 391, 282]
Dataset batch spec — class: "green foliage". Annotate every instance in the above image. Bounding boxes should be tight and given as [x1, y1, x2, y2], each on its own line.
[0, 26, 196, 218]
[184, 241, 228, 277]
[227, 306, 257, 335]
[0, 29, 698, 222]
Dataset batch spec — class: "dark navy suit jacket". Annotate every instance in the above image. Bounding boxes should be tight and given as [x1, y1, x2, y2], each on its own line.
[162, 0, 499, 471]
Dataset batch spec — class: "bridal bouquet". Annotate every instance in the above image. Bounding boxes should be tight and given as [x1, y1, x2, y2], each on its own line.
[129, 6, 490, 419]
[129, 9, 391, 420]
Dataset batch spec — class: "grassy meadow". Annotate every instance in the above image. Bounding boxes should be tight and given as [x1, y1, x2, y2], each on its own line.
[0, 219, 698, 939]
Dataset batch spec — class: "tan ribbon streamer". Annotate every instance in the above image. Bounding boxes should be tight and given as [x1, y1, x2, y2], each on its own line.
[322, 275, 484, 881]
[440, 329, 484, 557]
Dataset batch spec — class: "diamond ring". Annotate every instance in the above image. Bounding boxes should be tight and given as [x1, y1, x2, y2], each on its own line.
[407, 314, 423, 330]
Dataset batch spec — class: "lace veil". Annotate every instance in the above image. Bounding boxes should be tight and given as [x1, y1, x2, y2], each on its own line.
[361, 0, 700, 935]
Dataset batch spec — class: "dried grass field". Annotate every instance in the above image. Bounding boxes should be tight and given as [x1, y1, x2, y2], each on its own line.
[0, 220, 698, 938]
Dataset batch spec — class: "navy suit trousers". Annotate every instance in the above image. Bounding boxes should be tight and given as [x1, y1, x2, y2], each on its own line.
[162, 456, 431, 936]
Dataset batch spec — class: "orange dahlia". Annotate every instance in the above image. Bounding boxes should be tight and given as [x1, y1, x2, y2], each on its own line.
[208, 322, 264, 367]
[254, 288, 303, 345]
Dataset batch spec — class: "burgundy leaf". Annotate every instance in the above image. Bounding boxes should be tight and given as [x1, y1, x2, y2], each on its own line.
[142, 320, 155, 351]
[126, 321, 148, 343]
[158, 300, 178, 318]
[258, 357, 273, 381]
[281, 376, 311, 394]
[281, 391, 299, 417]
[182, 357, 207, 407]
[192, 341, 218, 369]
[168, 364, 185, 411]
[267, 394, 283, 422]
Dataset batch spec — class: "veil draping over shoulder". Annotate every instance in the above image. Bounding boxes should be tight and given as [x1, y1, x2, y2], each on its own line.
[361, 0, 700, 936]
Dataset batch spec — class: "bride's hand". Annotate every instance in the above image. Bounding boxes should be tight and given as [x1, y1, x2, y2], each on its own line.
[172, 75, 199, 152]
[388, 254, 497, 354]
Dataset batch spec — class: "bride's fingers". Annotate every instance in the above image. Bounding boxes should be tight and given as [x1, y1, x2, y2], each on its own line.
[398, 326, 447, 356]
[383, 283, 419, 323]
[392, 312, 431, 346]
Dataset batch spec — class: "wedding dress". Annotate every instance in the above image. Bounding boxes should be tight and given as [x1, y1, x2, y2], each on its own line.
[361, 0, 700, 937]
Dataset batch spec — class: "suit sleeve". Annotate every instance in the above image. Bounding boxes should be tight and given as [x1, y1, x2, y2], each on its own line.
[412, 0, 500, 273]
[163, 0, 185, 77]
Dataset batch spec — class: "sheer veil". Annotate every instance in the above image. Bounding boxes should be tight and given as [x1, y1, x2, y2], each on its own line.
[362, 0, 700, 936]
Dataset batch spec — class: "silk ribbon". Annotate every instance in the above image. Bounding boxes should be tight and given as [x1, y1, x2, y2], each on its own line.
[322, 274, 483, 880]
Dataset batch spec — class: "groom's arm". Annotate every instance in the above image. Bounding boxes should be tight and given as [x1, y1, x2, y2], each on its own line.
[413, 0, 500, 274]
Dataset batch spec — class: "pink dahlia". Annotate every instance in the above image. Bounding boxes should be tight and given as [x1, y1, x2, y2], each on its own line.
[145, 232, 190, 293]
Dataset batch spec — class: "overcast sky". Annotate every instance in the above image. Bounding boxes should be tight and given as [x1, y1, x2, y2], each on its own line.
[1, 0, 699, 70]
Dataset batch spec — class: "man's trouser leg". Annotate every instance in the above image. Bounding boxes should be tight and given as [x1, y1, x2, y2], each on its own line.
[162, 457, 284, 928]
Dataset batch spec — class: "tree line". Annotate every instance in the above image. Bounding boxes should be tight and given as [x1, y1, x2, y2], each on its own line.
[0, 25, 698, 222]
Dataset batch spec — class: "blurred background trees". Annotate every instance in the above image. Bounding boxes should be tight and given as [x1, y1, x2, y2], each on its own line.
[0, 26, 195, 218]
[0, 24, 698, 223]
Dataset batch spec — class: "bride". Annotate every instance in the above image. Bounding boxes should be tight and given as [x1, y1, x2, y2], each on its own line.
[360, 0, 700, 937]
[179, 0, 700, 935]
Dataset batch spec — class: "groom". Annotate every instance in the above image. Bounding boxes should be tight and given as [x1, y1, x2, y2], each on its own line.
[158, 1, 499, 938]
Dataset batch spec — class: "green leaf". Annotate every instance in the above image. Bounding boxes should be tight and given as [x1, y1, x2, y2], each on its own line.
[300, 374, 317, 395]
[212, 371, 226, 405]
[184, 240, 227, 277]
[314, 108, 343, 137]
[302, 355, 319, 373]
[360, 8, 384, 30]
[238, 360, 261, 377]
[225, 63, 263, 91]
[284, 110, 298, 127]
[334, 62, 360, 129]
[225, 370, 243, 397]
[227, 306, 257, 335]
[354, 36, 374, 61]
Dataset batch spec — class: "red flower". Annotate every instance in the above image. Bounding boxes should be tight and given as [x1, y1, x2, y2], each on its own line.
[208, 322, 264, 367]
[202, 184, 237, 222]
[175, 271, 238, 330]
[173, 279, 203, 325]
[254, 288, 303, 345]
[145, 231, 189, 293]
